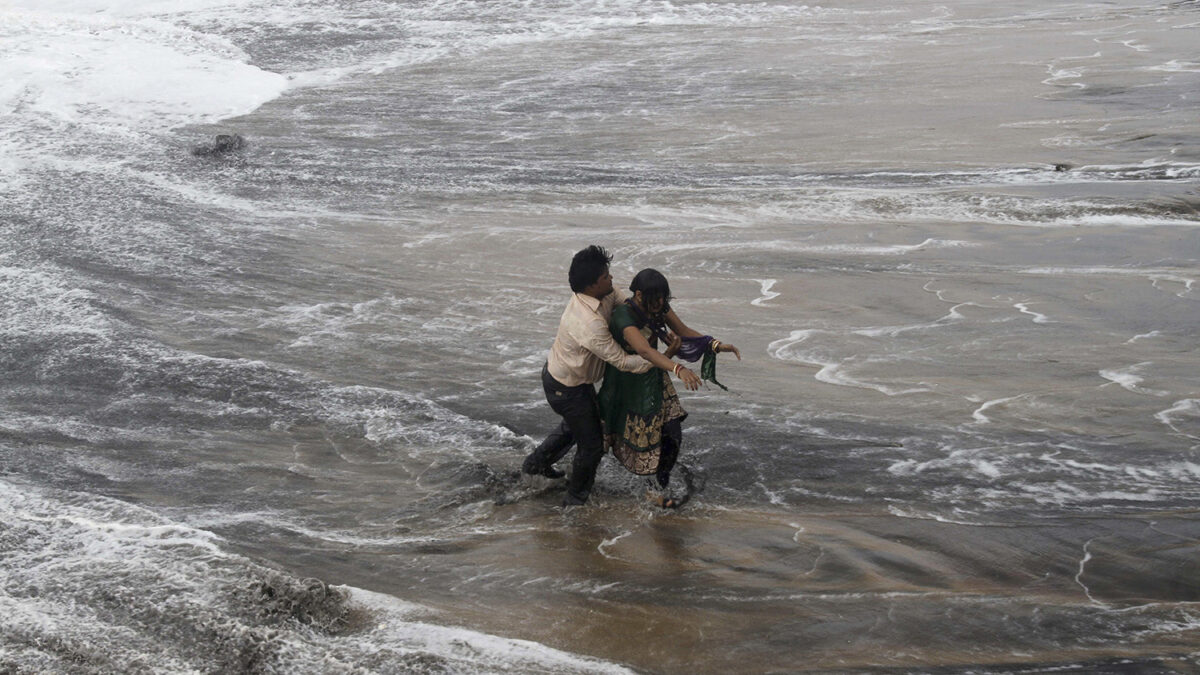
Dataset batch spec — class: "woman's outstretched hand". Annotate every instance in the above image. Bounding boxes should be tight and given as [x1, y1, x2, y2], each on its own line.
[720, 343, 742, 360]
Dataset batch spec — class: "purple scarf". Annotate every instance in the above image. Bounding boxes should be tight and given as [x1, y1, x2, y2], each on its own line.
[625, 299, 712, 363]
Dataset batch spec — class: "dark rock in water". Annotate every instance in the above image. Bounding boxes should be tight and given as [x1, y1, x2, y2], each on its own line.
[251, 572, 363, 634]
[192, 133, 246, 157]
[1053, 163, 1073, 172]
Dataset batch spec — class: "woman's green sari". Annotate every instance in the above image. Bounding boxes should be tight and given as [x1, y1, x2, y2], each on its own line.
[598, 302, 687, 475]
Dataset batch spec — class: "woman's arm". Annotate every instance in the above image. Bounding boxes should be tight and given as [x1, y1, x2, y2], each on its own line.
[664, 309, 741, 360]
[663, 308, 703, 338]
[622, 325, 702, 390]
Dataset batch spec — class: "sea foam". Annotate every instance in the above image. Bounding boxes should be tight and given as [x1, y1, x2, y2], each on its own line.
[0, 3, 286, 134]
[0, 478, 632, 674]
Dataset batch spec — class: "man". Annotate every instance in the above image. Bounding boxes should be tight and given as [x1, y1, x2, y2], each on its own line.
[522, 245, 702, 506]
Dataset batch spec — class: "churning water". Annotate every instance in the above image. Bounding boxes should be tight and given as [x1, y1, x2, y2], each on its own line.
[1, 0, 1198, 672]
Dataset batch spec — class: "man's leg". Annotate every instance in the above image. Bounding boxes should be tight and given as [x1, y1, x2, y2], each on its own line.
[522, 418, 572, 478]
[559, 388, 605, 506]
[522, 365, 576, 479]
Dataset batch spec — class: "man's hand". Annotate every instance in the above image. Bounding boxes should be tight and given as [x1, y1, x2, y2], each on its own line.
[664, 332, 681, 358]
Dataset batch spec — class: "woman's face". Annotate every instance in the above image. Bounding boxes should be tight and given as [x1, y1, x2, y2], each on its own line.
[641, 292, 667, 316]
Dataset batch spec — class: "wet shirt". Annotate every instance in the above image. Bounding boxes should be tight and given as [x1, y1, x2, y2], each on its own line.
[546, 290, 651, 386]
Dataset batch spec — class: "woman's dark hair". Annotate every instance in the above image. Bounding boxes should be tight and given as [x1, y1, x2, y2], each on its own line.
[629, 268, 671, 312]
[569, 245, 613, 292]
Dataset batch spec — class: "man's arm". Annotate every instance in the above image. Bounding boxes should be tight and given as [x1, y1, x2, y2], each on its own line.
[622, 325, 701, 390]
[575, 317, 652, 373]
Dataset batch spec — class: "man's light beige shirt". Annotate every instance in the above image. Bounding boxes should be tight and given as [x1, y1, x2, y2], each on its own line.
[546, 290, 652, 386]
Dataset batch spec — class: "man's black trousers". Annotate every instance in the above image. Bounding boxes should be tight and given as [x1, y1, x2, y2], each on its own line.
[523, 364, 605, 505]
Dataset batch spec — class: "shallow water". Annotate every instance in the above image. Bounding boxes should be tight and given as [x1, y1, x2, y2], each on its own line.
[1, 0, 1198, 672]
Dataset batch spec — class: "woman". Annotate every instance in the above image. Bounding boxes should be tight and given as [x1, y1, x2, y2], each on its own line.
[598, 269, 741, 508]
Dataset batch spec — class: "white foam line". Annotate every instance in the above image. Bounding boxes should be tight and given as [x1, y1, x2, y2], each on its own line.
[1073, 158, 1200, 178]
[922, 281, 955, 303]
[1150, 274, 1197, 299]
[276, 0, 827, 90]
[759, 481, 786, 505]
[767, 329, 933, 396]
[1021, 267, 1199, 295]
[33, 515, 230, 557]
[1043, 62, 1089, 88]
[1146, 60, 1200, 72]
[1098, 363, 1169, 396]
[1075, 539, 1108, 607]
[597, 530, 634, 560]
[1155, 399, 1200, 439]
[345, 587, 637, 674]
[1127, 330, 1163, 343]
[970, 395, 1026, 424]
[402, 232, 457, 249]
[813, 361, 932, 396]
[766, 329, 820, 352]
[286, 48, 450, 90]
[614, 238, 976, 258]
[790, 523, 829, 575]
[1107, 600, 1200, 615]
[1013, 302, 1052, 324]
[699, 590, 963, 604]
[750, 278, 779, 306]
[886, 506, 997, 527]
[852, 302, 976, 339]
[802, 546, 824, 576]
[889, 448, 1004, 480]
[32, 155, 338, 221]
[803, 238, 977, 255]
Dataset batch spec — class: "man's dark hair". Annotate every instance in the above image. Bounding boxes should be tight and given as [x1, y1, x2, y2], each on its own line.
[569, 245, 613, 293]
[629, 268, 671, 312]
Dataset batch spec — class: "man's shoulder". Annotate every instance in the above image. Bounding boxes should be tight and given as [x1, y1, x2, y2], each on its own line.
[598, 288, 625, 313]
[563, 293, 594, 314]
[562, 295, 606, 331]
